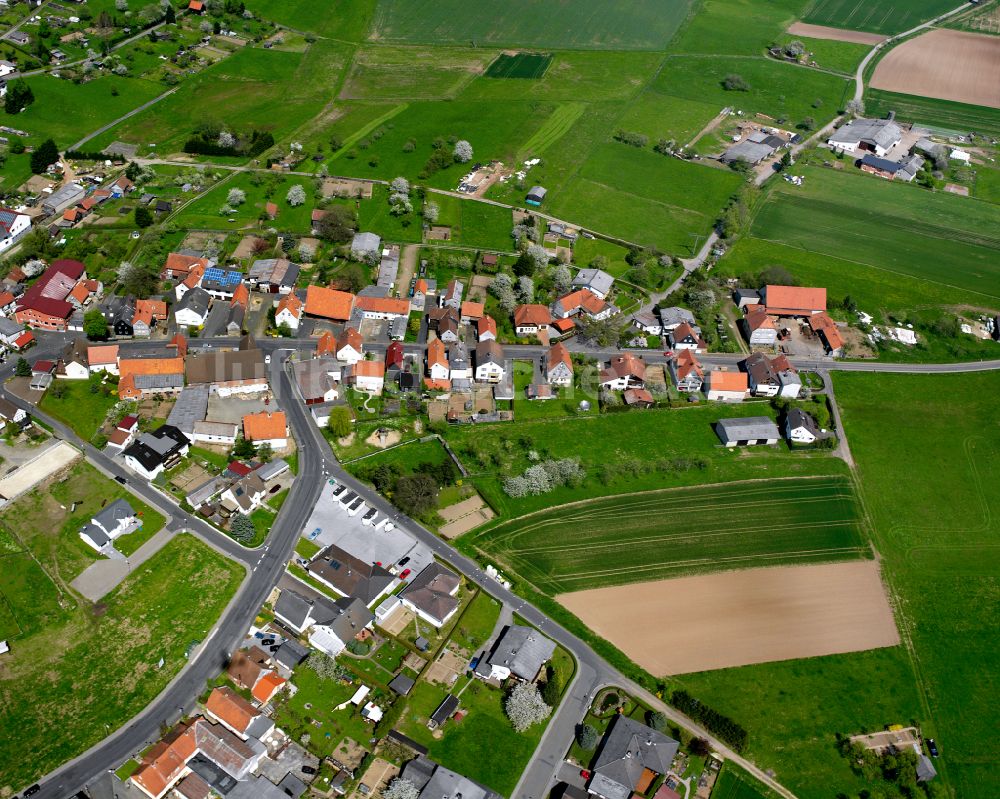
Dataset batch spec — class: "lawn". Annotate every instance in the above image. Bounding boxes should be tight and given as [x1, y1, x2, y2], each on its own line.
[802, 0, 959, 34]
[0, 534, 244, 791]
[510, 361, 599, 422]
[447, 590, 501, 654]
[38, 378, 120, 441]
[750, 166, 1000, 303]
[369, 0, 693, 50]
[428, 194, 516, 251]
[711, 762, 779, 799]
[548, 142, 741, 253]
[11, 74, 164, 148]
[471, 475, 868, 595]
[444, 401, 849, 519]
[864, 88, 1000, 138]
[88, 42, 355, 155]
[396, 677, 547, 796]
[0, 459, 165, 596]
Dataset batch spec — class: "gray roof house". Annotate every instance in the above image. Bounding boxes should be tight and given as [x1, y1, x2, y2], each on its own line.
[274, 588, 375, 656]
[485, 624, 555, 681]
[401, 756, 502, 799]
[571, 268, 614, 300]
[828, 117, 903, 157]
[658, 306, 696, 332]
[587, 716, 679, 799]
[399, 562, 460, 627]
[786, 407, 820, 444]
[720, 138, 775, 165]
[714, 416, 781, 447]
[79, 498, 139, 552]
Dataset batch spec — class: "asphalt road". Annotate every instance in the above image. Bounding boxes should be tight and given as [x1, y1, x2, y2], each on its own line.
[13, 331, 1000, 798]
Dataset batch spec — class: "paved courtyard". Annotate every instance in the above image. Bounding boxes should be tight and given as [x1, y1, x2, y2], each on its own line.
[300, 480, 434, 576]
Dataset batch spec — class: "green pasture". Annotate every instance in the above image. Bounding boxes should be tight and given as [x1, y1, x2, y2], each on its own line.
[339, 46, 496, 100]
[244, 0, 375, 40]
[369, 0, 693, 50]
[429, 194, 516, 251]
[775, 33, 871, 74]
[470, 476, 868, 594]
[171, 172, 316, 232]
[614, 91, 723, 147]
[802, 0, 958, 34]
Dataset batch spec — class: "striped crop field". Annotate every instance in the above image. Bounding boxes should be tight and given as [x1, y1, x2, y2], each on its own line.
[469, 476, 869, 594]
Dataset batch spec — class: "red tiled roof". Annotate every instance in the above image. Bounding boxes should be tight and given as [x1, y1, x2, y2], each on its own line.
[547, 342, 572, 372]
[477, 315, 497, 337]
[231, 283, 249, 308]
[13, 331, 34, 348]
[316, 331, 336, 355]
[385, 340, 404, 368]
[163, 253, 208, 277]
[354, 295, 409, 316]
[708, 370, 748, 392]
[337, 327, 362, 354]
[243, 411, 287, 441]
[251, 671, 286, 704]
[460, 301, 484, 319]
[765, 284, 826, 314]
[182, 264, 206, 289]
[305, 286, 354, 321]
[136, 298, 168, 320]
[87, 344, 119, 365]
[514, 304, 551, 328]
[551, 317, 574, 333]
[276, 293, 302, 318]
[131, 721, 198, 799]
[0, 292, 14, 307]
[427, 337, 447, 369]
[423, 377, 451, 391]
[623, 387, 654, 405]
[351, 360, 384, 378]
[414, 278, 429, 295]
[204, 686, 258, 735]
[120, 357, 185, 377]
[673, 349, 703, 380]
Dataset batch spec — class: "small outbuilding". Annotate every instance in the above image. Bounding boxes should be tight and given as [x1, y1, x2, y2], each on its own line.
[525, 186, 547, 206]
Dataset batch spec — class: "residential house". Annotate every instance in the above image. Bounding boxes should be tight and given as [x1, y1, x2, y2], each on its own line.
[133, 298, 167, 337]
[859, 153, 922, 182]
[762, 285, 826, 317]
[426, 338, 450, 383]
[668, 350, 703, 393]
[201, 268, 244, 300]
[0, 207, 31, 254]
[447, 341, 472, 384]
[173, 287, 211, 328]
[714, 416, 780, 447]
[399, 562, 460, 627]
[306, 544, 394, 606]
[203, 686, 273, 741]
[474, 340, 505, 383]
[586, 715, 679, 799]
[161, 252, 210, 281]
[461, 301, 484, 323]
[477, 315, 497, 341]
[514, 304, 552, 337]
[220, 472, 267, 515]
[551, 289, 612, 321]
[744, 305, 778, 346]
[15, 259, 86, 331]
[304, 285, 355, 322]
[185, 340, 268, 396]
[786, 408, 820, 444]
[106, 415, 139, 452]
[827, 117, 902, 157]
[0, 291, 17, 317]
[705, 370, 748, 402]
[0, 316, 21, 347]
[668, 322, 707, 352]
[440, 278, 463, 311]
[247, 258, 299, 294]
[385, 341, 404, 381]
[226, 284, 249, 336]
[101, 294, 136, 338]
[274, 589, 374, 657]
[623, 388, 655, 408]
[571, 268, 614, 300]
[347, 360, 385, 394]
[476, 624, 555, 683]
[292, 357, 340, 405]
[428, 306, 461, 343]
[411, 277, 436, 311]
[772, 354, 802, 398]
[0, 397, 27, 427]
[123, 425, 190, 480]
[274, 293, 303, 331]
[79, 498, 139, 552]
[631, 311, 661, 336]
[545, 342, 574, 386]
[599, 353, 646, 391]
[58, 338, 90, 379]
[243, 412, 288, 449]
[743, 352, 781, 397]
[401, 756, 502, 799]
[175, 264, 207, 301]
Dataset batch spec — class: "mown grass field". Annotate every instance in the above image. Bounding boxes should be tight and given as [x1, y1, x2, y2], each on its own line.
[38, 379, 118, 441]
[865, 88, 1000, 138]
[243, 0, 375, 40]
[0, 534, 244, 791]
[711, 763, 777, 799]
[469, 476, 868, 594]
[680, 372, 1000, 798]
[548, 142, 742, 253]
[369, 0, 693, 50]
[750, 166, 1000, 302]
[340, 46, 495, 100]
[801, 0, 958, 34]
[429, 194, 516, 251]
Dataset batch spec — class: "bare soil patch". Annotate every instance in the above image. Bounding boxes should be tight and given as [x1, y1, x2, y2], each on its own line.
[871, 29, 1000, 109]
[364, 428, 401, 449]
[559, 560, 899, 675]
[787, 22, 886, 45]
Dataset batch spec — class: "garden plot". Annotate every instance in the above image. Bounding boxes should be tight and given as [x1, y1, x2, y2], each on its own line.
[560, 560, 899, 674]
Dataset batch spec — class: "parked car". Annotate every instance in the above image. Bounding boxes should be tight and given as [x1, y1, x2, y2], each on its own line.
[399, 568, 411, 580]
[927, 738, 939, 757]
[24, 786, 40, 797]
[398, 557, 410, 567]
[301, 765, 317, 775]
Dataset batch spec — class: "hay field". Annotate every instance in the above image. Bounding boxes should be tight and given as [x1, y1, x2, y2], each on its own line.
[559, 560, 899, 674]
[871, 29, 1000, 109]
[801, 0, 957, 35]
[473, 476, 868, 594]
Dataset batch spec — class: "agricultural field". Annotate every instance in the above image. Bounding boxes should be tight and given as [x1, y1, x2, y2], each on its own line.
[774, 32, 873, 73]
[469, 476, 868, 595]
[484, 52, 552, 79]
[865, 88, 1000, 138]
[548, 142, 742, 253]
[0, 534, 244, 791]
[339, 46, 496, 100]
[368, 0, 693, 50]
[800, 0, 958, 35]
[88, 42, 355, 156]
[244, 0, 375, 40]
[750, 166, 1000, 302]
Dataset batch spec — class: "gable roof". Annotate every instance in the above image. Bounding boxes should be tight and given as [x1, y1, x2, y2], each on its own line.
[514, 304, 551, 327]
[427, 337, 448, 369]
[354, 295, 410, 316]
[337, 326, 363, 354]
[251, 671, 286, 703]
[120, 356, 185, 377]
[164, 252, 209, 276]
[764, 285, 826, 314]
[477, 315, 497, 337]
[476, 339, 504, 367]
[487, 624, 556, 681]
[399, 562, 460, 624]
[351, 360, 385, 379]
[242, 411, 287, 441]
[305, 286, 354, 321]
[276, 292, 303, 318]
[672, 349, 703, 381]
[186, 348, 266, 385]
[307, 544, 394, 605]
[547, 342, 572, 373]
[590, 716, 679, 799]
[204, 686, 260, 736]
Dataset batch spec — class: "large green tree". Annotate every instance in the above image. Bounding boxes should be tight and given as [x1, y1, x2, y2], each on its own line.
[393, 474, 438, 518]
[4, 79, 34, 115]
[327, 405, 352, 438]
[30, 138, 59, 174]
[83, 308, 109, 340]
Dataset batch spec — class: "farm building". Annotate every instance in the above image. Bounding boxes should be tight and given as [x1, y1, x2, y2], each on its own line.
[705, 370, 748, 402]
[827, 117, 902, 157]
[744, 306, 778, 346]
[715, 417, 780, 447]
[525, 186, 547, 206]
[762, 285, 826, 317]
[859, 153, 922, 182]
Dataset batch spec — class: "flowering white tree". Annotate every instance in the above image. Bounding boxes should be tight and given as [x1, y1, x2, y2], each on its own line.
[226, 188, 246, 206]
[502, 475, 529, 498]
[505, 682, 551, 732]
[217, 130, 236, 149]
[423, 201, 440, 224]
[389, 176, 410, 195]
[489, 273, 517, 315]
[382, 778, 420, 799]
[523, 464, 552, 495]
[552, 264, 572, 294]
[526, 244, 549, 271]
[453, 140, 473, 163]
[516, 275, 534, 303]
[286, 184, 306, 206]
[298, 242, 316, 262]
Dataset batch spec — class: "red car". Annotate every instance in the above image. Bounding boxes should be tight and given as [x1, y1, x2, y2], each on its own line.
[399, 568, 411, 580]
[580, 769, 590, 780]
[662, 350, 674, 358]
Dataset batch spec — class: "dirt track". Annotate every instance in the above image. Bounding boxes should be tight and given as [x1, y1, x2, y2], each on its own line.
[787, 22, 886, 45]
[558, 560, 899, 675]
[871, 28, 1000, 110]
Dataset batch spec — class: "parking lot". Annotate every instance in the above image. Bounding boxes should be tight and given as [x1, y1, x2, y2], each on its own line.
[301, 480, 435, 576]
